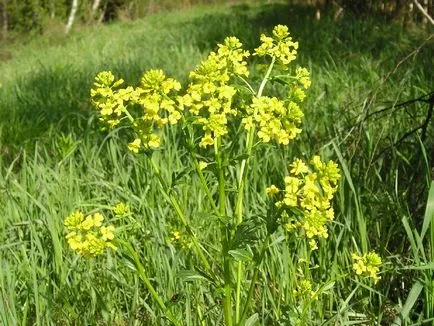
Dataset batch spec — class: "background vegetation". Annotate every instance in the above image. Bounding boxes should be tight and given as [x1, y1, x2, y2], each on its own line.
[0, 0, 433, 325]
[0, 0, 433, 42]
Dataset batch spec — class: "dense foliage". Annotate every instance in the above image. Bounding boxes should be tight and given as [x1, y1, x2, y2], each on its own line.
[0, 0, 433, 41]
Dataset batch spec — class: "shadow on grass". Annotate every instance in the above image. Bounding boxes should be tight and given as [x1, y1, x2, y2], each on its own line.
[0, 2, 429, 150]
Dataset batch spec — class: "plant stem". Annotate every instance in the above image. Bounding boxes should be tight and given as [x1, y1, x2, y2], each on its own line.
[234, 57, 276, 323]
[238, 234, 271, 326]
[148, 155, 212, 273]
[235, 57, 276, 224]
[215, 137, 226, 217]
[215, 136, 233, 326]
[181, 116, 219, 214]
[191, 155, 219, 212]
[118, 239, 181, 326]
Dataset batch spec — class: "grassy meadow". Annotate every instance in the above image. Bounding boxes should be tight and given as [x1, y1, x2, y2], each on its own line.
[1, 1, 434, 325]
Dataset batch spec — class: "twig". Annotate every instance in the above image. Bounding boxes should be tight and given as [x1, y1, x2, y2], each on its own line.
[364, 90, 434, 121]
[421, 94, 434, 141]
[413, 0, 434, 26]
[378, 33, 434, 90]
[373, 94, 434, 161]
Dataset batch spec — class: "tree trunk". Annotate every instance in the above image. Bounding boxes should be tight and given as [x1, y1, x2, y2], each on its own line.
[422, 0, 429, 23]
[65, 0, 79, 34]
[50, 0, 55, 18]
[315, 0, 321, 20]
[92, 0, 102, 14]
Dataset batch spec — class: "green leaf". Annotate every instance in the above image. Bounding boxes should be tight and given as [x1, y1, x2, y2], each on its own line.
[245, 313, 259, 326]
[231, 217, 261, 250]
[401, 262, 434, 270]
[228, 247, 253, 262]
[176, 270, 210, 283]
[393, 281, 423, 325]
[421, 181, 434, 241]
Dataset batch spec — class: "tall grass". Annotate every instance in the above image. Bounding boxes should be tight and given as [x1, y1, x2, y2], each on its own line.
[0, 2, 433, 324]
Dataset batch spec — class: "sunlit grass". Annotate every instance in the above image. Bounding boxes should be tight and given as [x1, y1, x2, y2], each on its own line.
[0, 2, 433, 324]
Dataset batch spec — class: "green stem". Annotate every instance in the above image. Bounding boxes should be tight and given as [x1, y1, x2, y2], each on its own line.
[235, 57, 276, 223]
[117, 239, 181, 326]
[215, 137, 233, 326]
[148, 156, 212, 273]
[234, 262, 243, 323]
[215, 137, 226, 217]
[223, 259, 233, 326]
[237, 234, 271, 326]
[191, 153, 219, 213]
[180, 116, 219, 214]
[234, 57, 276, 323]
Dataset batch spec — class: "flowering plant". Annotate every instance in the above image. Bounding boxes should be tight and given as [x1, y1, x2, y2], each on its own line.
[65, 25, 381, 325]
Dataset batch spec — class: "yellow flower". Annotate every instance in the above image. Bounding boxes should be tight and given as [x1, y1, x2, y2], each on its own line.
[64, 211, 116, 257]
[81, 215, 96, 230]
[295, 67, 311, 89]
[168, 230, 192, 249]
[64, 211, 85, 229]
[308, 239, 318, 250]
[199, 133, 214, 148]
[199, 161, 209, 170]
[113, 202, 130, 216]
[352, 251, 382, 284]
[147, 134, 161, 148]
[289, 158, 309, 175]
[254, 25, 299, 67]
[91, 69, 183, 152]
[268, 157, 340, 250]
[169, 230, 182, 242]
[100, 225, 115, 241]
[185, 36, 249, 147]
[91, 213, 104, 227]
[266, 185, 279, 196]
[128, 138, 141, 153]
[244, 96, 302, 145]
[293, 280, 316, 299]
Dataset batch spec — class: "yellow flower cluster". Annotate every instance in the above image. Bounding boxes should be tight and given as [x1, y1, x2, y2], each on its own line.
[293, 280, 316, 299]
[267, 156, 340, 250]
[288, 67, 311, 108]
[91, 69, 182, 151]
[112, 202, 130, 216]
[254, 25, 299, 67]
[352, 251, 382, 284]
[90, 26, 310, 152]
[64, 211, 116, 257]
[295, 67, 311, 90]
[178, 36, 250, 147]
[242, 96, 303, 145]
[168, 230, 192, 249]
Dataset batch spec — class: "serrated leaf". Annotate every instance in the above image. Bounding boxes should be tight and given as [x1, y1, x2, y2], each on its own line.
[231, 217, 261, 250]
[228, 248, 253, 262]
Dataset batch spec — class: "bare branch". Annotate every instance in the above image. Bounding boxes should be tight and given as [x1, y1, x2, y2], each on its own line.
[413, 0, 434, 26]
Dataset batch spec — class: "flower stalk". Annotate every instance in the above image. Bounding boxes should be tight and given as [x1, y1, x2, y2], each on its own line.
[234, 57, 276, 322]
[148, 156, 212, 273]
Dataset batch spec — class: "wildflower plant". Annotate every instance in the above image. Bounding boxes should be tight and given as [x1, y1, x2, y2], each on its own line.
[64, 211, 116, 257]
[64, 25, 382, 325]
[352, 251, 382, 284]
